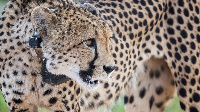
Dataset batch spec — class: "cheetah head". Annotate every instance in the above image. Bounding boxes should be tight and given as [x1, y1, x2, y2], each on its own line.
[31, 4, 115, 89]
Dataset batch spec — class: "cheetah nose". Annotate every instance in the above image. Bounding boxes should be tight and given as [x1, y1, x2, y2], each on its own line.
[103, 65, 116, 74]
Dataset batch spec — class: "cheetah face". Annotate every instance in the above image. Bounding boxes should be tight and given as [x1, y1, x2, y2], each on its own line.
[31, 6, 115, 89]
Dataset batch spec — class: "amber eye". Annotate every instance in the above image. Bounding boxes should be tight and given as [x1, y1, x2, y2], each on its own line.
[84, 39, 96, 48]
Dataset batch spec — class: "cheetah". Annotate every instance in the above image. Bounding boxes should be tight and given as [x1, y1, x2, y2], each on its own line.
[0, 0, 200, 112]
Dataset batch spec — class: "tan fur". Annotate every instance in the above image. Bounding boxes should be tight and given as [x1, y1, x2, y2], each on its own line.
[1, 0, 200, 112]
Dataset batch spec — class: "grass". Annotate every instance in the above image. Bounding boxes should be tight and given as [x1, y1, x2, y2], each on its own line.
[0, 0, 181, 112]
[0, 90, 9, 112]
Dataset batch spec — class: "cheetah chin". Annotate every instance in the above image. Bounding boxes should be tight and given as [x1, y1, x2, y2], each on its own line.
[41, 58, 99, 89]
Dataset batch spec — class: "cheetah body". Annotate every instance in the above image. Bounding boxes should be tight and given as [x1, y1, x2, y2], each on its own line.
[0, 0, 200, 112]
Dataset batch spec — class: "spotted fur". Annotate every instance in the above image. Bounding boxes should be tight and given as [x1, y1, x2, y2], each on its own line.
[0, 0, 200, 112]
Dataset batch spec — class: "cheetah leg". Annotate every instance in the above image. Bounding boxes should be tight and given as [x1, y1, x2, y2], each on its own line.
[168, 59, 200, 112]
[124, 58, 176, 112]
[1, 83, 39, 112]
[1, 93, 38, 112]
[2, 95, 38, 112]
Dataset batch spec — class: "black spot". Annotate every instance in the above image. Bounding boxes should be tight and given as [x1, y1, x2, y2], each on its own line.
[70, 95, 74, 101]
[4, 49, 10, 54]
[49, 97, 58, 104]
[178, 0, 184, 7]
[197, 34, 200, 43]
[169, 7, 175, 14]
[149, 70, 154, 78]
[118, 12, 123, 18]
[129, 33, 134, 40]
[129, 95, 134, 103]
[138, 12, 144, 18]
[13, 71, 18, 75]
[111, 2, 117, 8]
[156, 36, 161, 42]
[184, 56, 189, 62]
[16, 80, 23, 85]
[156, 86, 163, 95]
[0, 24, 3, 29]
[158, 65, 163, 72]
[139, 87, 146, 98]
[190, 107, 199, 112]
[167, 18, 174, 25]
[116, 74, 120, 80]
[13, 90, 24, 95]
[190, 78, 196, 86]
[129, 18, 133, 24]
[149, 96, 154, 110]
[191, 56, 197, 64]
[104, 82, 109, 88]
[58, 56, 62, 59]
[177, 16, 184, 24]
[17, 41, 22, 46]
[43, 89, 52, 96]
[155, 70, 160, 78]
[2, 39, 7, 44]
[180, 101, 186, 110]
[133, 0, 139, 4]
[157, 44, 163, 50]
[93, 93, 100, 100]
[156, 102, 163, 108]
[180, 30, 187, 38]
[172, 61, 176, 69]
[181, 78, 187, 86]
[65, 106, 70, 111]
[169, 38, 176, 44]
[175, 53, 181, 61]
[140, 0, 146, 6]
[192, 92, 200, 102]
[145, 35, 150, 41]
[194, 16, 199, 24]
[145, 49, 151, 53]
[88, 102, 95, 108]
[167, 27, 175, 35]
[63, 87, 67, 91]
[179, 88, 187, 97]
[97, 100, 104, 106]
[187, 22, 193, 30]
[180, 44, 187, 53]
[55, 111, 64, 112]
[76, 88, 80, 95]
[185, 65, 191, 73]
[69, 81, 73, 87]
[195, 69, 199, 75]
[125, 2, 131, 8]
[31, 86, 35, 91]
[108, 94, 113, 100]
[22, 70, 27, 75]
[12, 98, 23, 104]
[134, 23, 138, 29]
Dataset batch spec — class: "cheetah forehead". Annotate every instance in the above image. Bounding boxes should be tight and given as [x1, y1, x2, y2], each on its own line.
[32, 4, 113, 47]
[56, 5, 113, 41]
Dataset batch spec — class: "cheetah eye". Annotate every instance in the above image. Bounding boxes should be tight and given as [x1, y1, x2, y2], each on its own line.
[84, 39, 96, 48]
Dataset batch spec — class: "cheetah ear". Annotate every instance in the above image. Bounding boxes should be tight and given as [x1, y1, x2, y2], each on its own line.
[81, 3, 100, 17]
[31, 6, 58, 35]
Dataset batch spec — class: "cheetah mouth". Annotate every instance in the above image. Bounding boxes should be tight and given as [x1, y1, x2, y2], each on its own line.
[79, 70, 99, 86]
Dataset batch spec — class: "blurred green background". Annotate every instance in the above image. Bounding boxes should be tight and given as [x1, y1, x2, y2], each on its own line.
[0, 0, 181, 112]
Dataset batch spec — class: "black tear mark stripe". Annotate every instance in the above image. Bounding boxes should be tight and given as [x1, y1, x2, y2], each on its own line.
[80, 40, 98, 79]
[89, 40, 98, 70]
